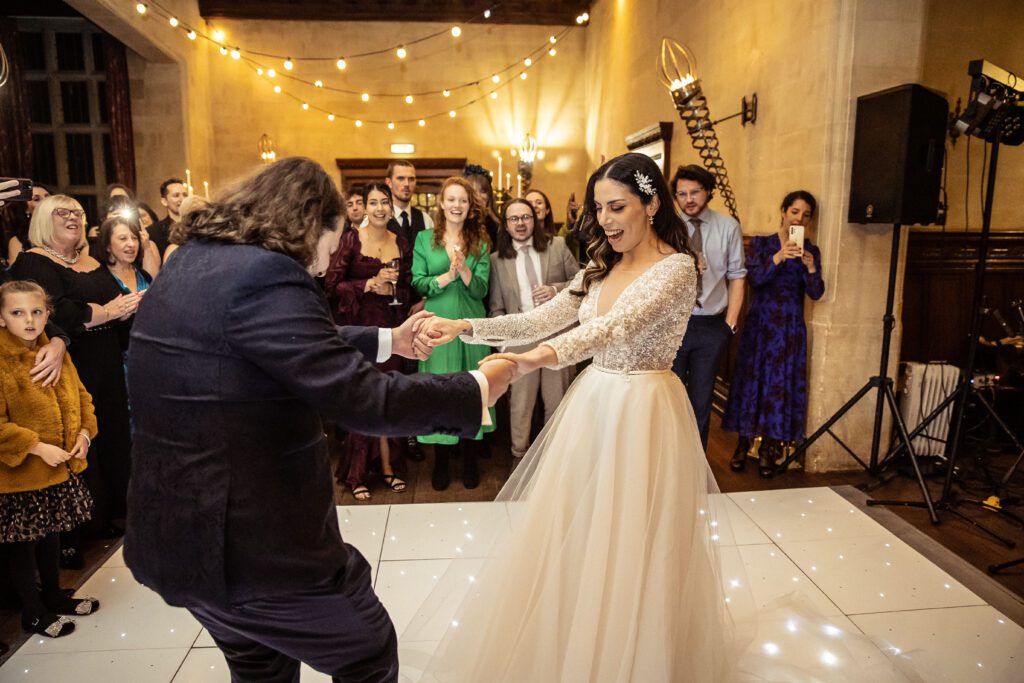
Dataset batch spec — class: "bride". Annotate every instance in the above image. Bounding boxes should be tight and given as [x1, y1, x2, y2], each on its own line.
[405, 153, 905, 682]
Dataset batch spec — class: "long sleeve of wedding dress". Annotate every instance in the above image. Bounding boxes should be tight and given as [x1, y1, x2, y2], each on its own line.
[461, 268, 586, 347]
[464, 253, 696, 371]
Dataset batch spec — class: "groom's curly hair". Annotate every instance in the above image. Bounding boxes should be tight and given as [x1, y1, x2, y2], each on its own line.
[183, 157, 342, 268]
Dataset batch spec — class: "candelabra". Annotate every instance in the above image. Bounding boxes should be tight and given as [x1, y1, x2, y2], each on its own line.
[517, 133, 538, 193]
[658, 38, 755, 221]
[258, 134, 277, 163]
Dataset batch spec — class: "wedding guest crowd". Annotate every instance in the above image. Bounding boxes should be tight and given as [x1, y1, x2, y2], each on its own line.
[0, 161, 826, 513]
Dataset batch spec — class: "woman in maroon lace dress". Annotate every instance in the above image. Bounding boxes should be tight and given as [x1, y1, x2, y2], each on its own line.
[324, 183, 412, 500]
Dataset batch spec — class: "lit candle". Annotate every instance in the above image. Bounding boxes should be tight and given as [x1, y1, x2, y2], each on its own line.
[517, 174, 522, 197]
[203, 181, 210, 199]
[497, 156, 503, 190]
[185, 169, 192, 195]
[505, 172, 511, 192]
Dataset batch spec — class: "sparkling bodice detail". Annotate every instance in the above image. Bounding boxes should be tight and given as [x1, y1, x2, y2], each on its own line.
[464, 253, 697, 372]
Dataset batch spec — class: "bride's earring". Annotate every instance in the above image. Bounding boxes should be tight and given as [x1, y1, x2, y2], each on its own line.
[647, 214, 654, 225]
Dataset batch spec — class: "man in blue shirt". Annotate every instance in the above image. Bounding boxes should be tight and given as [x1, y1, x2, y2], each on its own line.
[671, 165, 746, 450]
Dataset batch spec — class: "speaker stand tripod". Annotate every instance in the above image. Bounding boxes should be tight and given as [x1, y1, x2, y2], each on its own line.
[774, 224, 939, 522]
[867, 135, 1018, 548]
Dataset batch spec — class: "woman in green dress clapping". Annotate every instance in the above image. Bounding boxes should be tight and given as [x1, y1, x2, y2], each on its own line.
[412, 177, 495, 491]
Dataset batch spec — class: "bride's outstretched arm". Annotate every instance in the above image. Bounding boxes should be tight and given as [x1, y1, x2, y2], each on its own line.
[423, 269, 587, 348]
[538, 254, 696, 369]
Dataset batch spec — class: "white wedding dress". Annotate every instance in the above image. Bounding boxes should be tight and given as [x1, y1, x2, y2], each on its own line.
[400, 254, 911, 682]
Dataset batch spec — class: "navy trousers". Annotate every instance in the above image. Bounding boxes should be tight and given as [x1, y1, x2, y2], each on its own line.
[673, 314, 733, 450]
[187, 547, 398, 683]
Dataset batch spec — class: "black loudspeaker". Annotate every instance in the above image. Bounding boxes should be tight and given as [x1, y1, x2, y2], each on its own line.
[848, 84, 948, 224]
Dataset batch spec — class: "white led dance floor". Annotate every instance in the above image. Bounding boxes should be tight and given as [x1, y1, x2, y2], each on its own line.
[1, 487, 1022, 682]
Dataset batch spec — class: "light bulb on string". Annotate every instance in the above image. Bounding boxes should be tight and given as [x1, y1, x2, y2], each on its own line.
[355, 120, 363, 128]
[451, 26, 462, 37]
[361, 93, 370, 102]
[135, 3, 147, 15]
[187, 30, 197, 41]
[520, 72, 527, 80]
[168, 17, 179, 27]
[268, 68, 276, 78]
[336, 57, 347, 70]
[212, 29, 225, 43]
[396, 46, 407, 59]
[273, 85, 282, 93]
[314, 79, 323, 88]
[418, 119, 426, 127]
[256, 67, 264, 76]
[301, 102, 309, 110]
[328, 113, 335, 121]
[387, 121, 395, 130]
[449, 110, 456, 118]
[230, 48, 240, 60]
[405, 95, 414, 104]
[549, 48, 557, 57]
[219, 46, 228, 56]
[484, 9, 491, 19]
[283, 57, 294, 71]
[442, 89, 451, 97]
[491, 74, 500, 84]
[524, 57, 532, 67]
[549, 35, 557, 44]
[490, 91, 498, 99]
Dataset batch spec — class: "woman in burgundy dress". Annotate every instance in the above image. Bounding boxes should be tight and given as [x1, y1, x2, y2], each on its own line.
[324, 183, 412, 500]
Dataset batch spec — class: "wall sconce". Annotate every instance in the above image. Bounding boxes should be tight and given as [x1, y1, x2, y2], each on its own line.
[258, 133, 277, 163]
[516, 133, 539, 194]
[658, 38, 755, 221]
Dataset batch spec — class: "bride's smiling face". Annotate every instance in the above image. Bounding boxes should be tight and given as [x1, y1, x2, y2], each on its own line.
[593, 178, 658, 253]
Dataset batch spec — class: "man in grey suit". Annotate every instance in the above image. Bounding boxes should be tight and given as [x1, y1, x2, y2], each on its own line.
[489, 198, 581, 459]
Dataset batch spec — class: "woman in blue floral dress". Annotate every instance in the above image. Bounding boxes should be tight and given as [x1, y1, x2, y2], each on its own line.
[722, 191, 825, 476]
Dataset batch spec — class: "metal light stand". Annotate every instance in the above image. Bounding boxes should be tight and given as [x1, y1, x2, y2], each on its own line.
[773, 225, 939, 522]
[868, 133, 1018, 548]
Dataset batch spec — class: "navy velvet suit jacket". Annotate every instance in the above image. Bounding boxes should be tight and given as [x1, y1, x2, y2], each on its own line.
[124, 240, 482, 606]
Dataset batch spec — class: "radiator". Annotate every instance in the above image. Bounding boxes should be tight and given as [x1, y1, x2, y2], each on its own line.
[899, 362, 960, 457]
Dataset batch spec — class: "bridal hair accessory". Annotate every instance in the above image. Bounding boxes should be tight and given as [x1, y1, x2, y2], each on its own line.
[463, 163, 492, 181]
[634, 171, 656, 196]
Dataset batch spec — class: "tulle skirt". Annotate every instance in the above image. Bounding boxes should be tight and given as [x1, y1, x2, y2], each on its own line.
[401, 366, 912, 682]
[402, 366, 745, 682]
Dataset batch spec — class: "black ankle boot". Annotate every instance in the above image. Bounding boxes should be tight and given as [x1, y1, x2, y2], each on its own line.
[731, 437, 749, 471]
[406, 436, 425, 462]
[431, 446, 451, 491]
[461, 442, 480, 489]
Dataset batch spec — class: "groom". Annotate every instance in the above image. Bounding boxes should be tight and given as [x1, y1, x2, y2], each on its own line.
[124, 157, 515, 683]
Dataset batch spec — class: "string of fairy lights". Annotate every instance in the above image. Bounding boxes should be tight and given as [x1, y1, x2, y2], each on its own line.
[131, 1, 588, 128]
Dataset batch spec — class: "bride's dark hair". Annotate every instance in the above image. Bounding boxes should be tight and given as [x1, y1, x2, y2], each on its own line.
[572, 152, 699, 296]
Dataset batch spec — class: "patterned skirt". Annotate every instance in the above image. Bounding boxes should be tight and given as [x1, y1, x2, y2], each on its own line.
[0, 471, 94, 543]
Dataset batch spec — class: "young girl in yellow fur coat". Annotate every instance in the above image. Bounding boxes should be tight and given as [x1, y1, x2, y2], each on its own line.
[0, 280, 100, 638]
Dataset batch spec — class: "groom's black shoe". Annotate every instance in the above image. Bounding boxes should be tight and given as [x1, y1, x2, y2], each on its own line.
[432, 446, 451, 491]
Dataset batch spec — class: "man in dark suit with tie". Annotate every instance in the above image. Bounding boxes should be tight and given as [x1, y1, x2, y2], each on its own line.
[124, 157, 514, 683]
[386, 159, 435, 461]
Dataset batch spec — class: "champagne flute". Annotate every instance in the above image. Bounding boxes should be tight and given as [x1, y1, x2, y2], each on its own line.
[386, 258, 402, 306]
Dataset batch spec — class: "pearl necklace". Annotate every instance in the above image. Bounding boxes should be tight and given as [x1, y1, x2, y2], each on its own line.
[42, 244, 80, 265]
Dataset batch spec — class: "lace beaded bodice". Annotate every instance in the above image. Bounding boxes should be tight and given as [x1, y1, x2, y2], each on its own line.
[464, 253, 697, 372]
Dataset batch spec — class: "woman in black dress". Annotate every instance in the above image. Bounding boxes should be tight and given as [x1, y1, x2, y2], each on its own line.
[10, 195, 141, 564]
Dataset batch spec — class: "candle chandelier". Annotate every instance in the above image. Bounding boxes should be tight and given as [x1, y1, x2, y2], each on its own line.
[658, 38, 756, 221]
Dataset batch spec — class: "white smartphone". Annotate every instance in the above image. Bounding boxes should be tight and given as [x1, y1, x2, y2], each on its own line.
[788, 224, 805, 252]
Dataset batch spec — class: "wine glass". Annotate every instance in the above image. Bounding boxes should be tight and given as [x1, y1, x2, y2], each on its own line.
[386, 258, 402, 306]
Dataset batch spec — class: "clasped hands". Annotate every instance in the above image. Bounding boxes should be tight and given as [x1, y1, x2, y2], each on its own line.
[389, 312, 554, 407]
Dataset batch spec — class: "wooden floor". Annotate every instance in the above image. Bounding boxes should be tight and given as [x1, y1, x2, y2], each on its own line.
[2, 412, 1022, 654]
